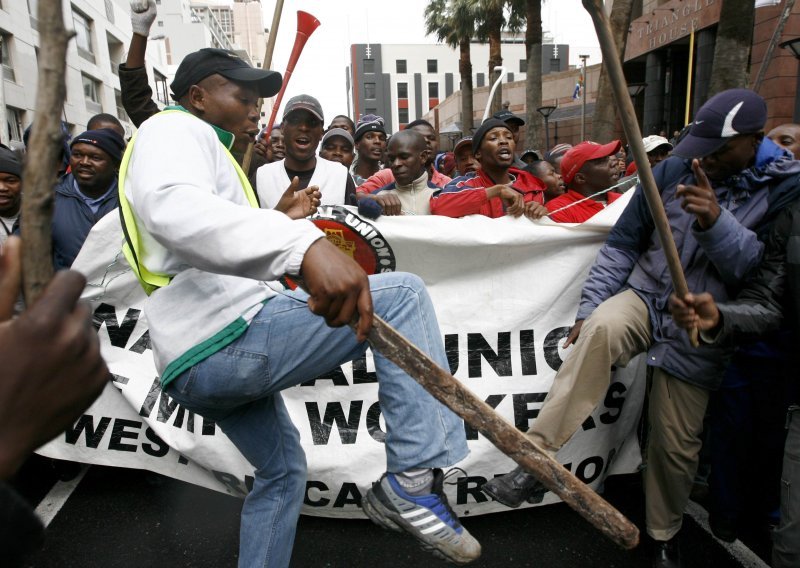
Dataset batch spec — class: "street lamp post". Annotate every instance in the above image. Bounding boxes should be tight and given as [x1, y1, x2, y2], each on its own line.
[536, 104, 557, 151]
[780, 38, 800, 122]
[579, 54, 589, 140]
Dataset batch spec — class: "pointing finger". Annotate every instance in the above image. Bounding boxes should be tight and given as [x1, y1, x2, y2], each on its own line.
[692, 159, 712, 190]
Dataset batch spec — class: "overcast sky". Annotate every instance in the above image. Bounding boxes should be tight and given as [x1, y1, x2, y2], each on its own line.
[263, 0, 602, 122]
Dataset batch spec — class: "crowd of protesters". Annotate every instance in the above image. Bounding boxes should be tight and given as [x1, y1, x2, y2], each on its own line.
[3, 2, 800, 568]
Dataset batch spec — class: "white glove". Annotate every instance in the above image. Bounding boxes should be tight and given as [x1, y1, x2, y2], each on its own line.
[130, 0, 157, 37]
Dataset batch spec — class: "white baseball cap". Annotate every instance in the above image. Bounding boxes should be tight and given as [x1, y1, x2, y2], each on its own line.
[642, 135, 673, 154]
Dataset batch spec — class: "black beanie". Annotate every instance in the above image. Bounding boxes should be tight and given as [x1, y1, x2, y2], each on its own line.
[0, 145, 22, 177]
[71, 129, 126, 163]
[472, 118, 511, 155]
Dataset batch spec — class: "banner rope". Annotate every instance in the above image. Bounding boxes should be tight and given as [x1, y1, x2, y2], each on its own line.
[545, 175, 639, 217]
[84, 251, 132, 301]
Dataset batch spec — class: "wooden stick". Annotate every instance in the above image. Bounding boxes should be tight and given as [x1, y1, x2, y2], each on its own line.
[293, 277, 638, 548]
[753, 0, 796, 93]
[364, 312, 640, 549]
[241, 0, 285, 175]
[582, 0, 698, 347]
[21, 0, 73, 303]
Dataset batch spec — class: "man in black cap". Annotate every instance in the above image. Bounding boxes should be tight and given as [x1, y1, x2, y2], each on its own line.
[430, 118, 548, 219]
[256, 94, 355, 208]
[50, 129, 126, 269]
[482, 89, 800, 567]
[493, 109, 527, 168]
[119, 48, 479, 568]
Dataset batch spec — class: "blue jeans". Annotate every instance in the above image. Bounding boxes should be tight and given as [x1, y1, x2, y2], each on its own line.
[165, 272, 469, 568]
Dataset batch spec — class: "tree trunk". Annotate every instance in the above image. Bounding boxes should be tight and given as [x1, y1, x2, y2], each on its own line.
[488, 23, 503, 117]
[524, 0, 543, 151]
[591, 0, 633, 143]
[708, 0, 755, 95]
[459, 38, 474, 132]
[22, 0, 72, 303]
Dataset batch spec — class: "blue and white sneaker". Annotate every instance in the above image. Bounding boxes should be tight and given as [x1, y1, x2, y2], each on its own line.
[362, 468, 481, 565]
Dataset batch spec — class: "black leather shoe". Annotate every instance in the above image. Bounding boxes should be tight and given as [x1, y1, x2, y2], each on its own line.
[652, 536, 681, 568]
[481, 467, 546, 508]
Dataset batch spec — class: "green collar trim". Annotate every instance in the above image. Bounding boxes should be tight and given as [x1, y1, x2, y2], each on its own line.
[165, 105, 235, 150]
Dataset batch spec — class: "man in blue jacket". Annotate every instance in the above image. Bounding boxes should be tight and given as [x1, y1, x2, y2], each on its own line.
[53, 129, 125, 269]
[483, 89, 800, 567]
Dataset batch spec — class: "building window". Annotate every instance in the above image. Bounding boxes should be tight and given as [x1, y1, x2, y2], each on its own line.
[507, 72, 514, 82]
[427, 59, 437, 73]
[115, 89, 128, 122]
[1, 34, 15, 82]
[396, 59, 407, 73]
[7, 107, 23, 142]
[519, 59, 526, 73]
[398, 108, 409, 125]
[73, 9, 95, 63]
[397, 82, 408, 99]
[550, 58, 560, 72]
[363, 59, 375, 74]
[428, 82, 438, 98]
[107, 32, 123, 76]
[27, 0, 37, 29]
[364, 82, 376, 100]
[82, 73, 102, 113]
[154, 70, 168, 105]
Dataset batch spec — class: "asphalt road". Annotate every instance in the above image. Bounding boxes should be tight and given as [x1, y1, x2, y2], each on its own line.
[11, 456, 768, 568]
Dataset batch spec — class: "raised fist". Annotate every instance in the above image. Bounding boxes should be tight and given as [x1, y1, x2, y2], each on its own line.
[130, 0, 157, 37]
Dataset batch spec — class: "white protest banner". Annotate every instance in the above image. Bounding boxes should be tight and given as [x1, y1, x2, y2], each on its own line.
[39, 193, 646, 519]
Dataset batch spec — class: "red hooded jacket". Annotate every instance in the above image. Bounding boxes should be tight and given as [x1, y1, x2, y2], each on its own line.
[429, 168, 546, 218]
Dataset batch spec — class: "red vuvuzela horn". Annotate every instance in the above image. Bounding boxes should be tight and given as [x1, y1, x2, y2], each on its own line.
[265, 11, 321, 135]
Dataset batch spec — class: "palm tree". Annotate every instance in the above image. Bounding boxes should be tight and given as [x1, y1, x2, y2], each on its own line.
[591, 0, 634, 143]
[524, 0, 543, 151]
[425, 0, 477, 132]
[470, 0, 525, 117]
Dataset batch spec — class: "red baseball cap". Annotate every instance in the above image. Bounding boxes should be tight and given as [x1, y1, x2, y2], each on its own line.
[560, 140, 622, 184]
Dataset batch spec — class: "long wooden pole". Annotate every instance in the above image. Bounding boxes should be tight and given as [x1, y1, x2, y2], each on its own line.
[753, 0, 796, 92]
[293, 277, 640, 549]
[583, 0, 698, 347]
[21, 0, 73, 303]
[361, 313, 640, 549]
[241, 0, 285, 175]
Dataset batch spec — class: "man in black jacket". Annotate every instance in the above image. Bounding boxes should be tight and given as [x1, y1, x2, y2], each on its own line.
[670, 197, 800, 568]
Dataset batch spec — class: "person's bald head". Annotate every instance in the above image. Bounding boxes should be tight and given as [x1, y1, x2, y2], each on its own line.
[387, 130, 429, 186]
[768, 123, 800, 158]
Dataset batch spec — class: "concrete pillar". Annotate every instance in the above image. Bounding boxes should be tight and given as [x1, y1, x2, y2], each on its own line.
[692, 29, 716, 117]
[643, 50, 665, 136]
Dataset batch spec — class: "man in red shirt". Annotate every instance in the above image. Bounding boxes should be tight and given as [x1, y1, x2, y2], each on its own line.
[545, 140, 622, 223]
[430, 118, 548, 219]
